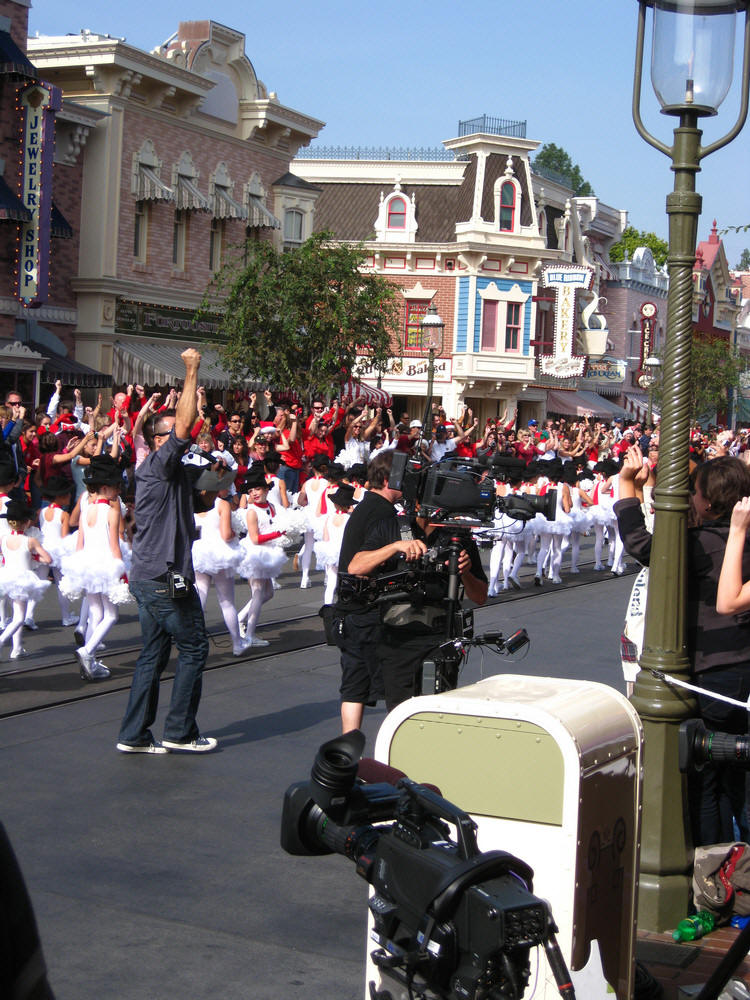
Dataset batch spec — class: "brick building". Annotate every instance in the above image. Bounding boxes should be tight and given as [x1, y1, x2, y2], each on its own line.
[0, 0, 104, 406]
[28, 19, 322, 392]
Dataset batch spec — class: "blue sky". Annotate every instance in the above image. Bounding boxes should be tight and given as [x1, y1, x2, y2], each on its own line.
[29, 0, 750, 267]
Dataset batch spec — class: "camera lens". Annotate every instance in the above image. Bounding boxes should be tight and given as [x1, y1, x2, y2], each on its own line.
[309, 731, 365, 816]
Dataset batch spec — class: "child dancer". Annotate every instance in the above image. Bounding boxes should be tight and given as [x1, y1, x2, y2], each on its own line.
[36, 475, 79, 628]
[237, 465, 287, 646]
[314, 483, 357, 605]
[0, 500, 52, 659]
[60, 455, 130, 681]
[295, 453, 330, 588]
[191, 465, 247, 656]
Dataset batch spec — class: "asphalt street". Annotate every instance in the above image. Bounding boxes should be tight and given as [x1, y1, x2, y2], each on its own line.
[1, 556, 635, 1000]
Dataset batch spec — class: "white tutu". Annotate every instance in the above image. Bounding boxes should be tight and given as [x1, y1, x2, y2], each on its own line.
[192, 536, 242, 575]
[59, 550, 129, 602]
[237, 538, 287, 580]
[39, 531, 77, 570]
[0, 567, 50, 602]
[313, 538, 341, 570]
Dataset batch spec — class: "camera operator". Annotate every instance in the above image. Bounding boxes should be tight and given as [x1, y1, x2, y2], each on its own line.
[336, 452, 487, 730]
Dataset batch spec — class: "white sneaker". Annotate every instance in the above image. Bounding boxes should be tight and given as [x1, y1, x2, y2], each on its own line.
[300, 577, 311, 589]
[248, 635, 270, 647]
[10, 647, 27, 660]
[232, 639, 252, 656]
[91, 660, 111, 679]
[23, 618, 38, 631]
[162, 736, 218, 753]
[62, 615, 79, 627]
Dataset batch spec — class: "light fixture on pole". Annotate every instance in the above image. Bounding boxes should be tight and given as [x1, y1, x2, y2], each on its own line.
[638, 355, 663, 423]
[419, 303, 445, 430]
[632, 0, 750, 931]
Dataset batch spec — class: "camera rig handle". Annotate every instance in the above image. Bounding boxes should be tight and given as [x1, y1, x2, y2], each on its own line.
[398, 778, 480, 861]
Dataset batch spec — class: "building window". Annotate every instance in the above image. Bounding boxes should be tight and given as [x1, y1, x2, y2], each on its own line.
[209, 218, 223, 272]
[404, 300, 430, 350]
[284, 209, 304, 249]
[505, 302, 521, 352]
[172, 210, 187, 270]
[531, 300, 554, 360]
[481, 300, 498, 351]
[133, 200, 148, 261]
[499, 182, 515, 232]
[387, 197, 406, 229]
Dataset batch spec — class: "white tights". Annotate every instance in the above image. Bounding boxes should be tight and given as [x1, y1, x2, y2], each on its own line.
[195, 570, 242, 647]
[324, 565, 338, 605]
[238, 578, 274, 639]
[83, 592, 118, 656]
[0, 599, 28, 654]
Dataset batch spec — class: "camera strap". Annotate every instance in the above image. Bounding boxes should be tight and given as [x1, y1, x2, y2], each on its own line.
[648, 668, 750, 713]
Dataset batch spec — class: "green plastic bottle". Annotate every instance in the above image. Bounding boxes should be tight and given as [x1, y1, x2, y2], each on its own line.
[672, 911, 715, 942]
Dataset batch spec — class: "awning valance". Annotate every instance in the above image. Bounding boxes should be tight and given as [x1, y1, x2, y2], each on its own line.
[624, 393, 660, 424]
[247, 195, 280, 229]
[135, 165, 174, 202]
[176, 175, 210, 212]
[340, 377, 392, 408]
[113, 339, 260, 391]
[213, 186, 247, 220]
[546, 389, 628, 420]
[27, 341, 110, 388]
[0, 174, 31, 222]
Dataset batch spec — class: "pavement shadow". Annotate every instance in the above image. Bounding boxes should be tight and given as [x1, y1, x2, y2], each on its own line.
[209, 699, 343, 746]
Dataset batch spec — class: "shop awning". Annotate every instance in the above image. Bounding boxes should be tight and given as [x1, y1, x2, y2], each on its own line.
[0, 30, 37, 79]
[213, 185, 246, 220]
[0, 175, 31, 222]
[247, 195, 280, 229]
[27, 341, 110, 388]
[112, 339, 261, 391]
[340, 377, 392, 408]
[134, 165, 174, 202]
[624, 393, 660, 424]
[546, 389, 628, 420]
[51, 201, 73, 239]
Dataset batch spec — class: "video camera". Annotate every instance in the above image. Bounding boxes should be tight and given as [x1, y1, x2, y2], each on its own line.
[388, 452, 556, 527]
[679, 718, 750, 772]
[281, 730, 574, 1000]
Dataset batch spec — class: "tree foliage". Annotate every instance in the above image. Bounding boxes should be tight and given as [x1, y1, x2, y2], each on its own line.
[737, 248, 750, 270]
[532, 143, 594, 197]
[202, 232, 400, 405]
[609, 226, 668, 267]
[653, 336, 745, 422]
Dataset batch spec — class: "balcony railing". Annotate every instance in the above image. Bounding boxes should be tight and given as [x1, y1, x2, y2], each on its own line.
[295, 145, 466, 161]
[457, 114, 527, 139]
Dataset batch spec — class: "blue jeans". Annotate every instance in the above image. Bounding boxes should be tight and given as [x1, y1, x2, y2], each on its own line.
[118, 579, 210, 747]
[278, 464, 300, 494]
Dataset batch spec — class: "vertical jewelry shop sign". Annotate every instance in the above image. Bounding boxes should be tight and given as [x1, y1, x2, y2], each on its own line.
[16, 81, 62, 308]
[540, 264, 594, 378]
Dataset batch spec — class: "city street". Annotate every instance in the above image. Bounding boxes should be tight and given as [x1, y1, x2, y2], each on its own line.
[1, 559, 633, 999]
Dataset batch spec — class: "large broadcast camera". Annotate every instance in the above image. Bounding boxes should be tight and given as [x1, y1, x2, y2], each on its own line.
[679, 718, 750, 772]
[281, 730, 575, 1000]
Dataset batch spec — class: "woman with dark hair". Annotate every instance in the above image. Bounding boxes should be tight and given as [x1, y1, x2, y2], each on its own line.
[616, 449, 750, 845]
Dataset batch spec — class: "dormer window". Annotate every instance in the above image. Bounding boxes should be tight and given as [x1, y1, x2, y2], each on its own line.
[387, 197, 406, 229]
[374, 183, 418, 243]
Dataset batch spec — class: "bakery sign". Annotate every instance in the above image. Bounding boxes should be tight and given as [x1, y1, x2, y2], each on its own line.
[354, 355, 452, 383]
[16, 81, 62, 308]
[540, 264, 594, 378]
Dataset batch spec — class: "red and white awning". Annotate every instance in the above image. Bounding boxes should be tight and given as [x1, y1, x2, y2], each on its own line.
[624, 393, 660, 424]
[340, 378, 392, 408]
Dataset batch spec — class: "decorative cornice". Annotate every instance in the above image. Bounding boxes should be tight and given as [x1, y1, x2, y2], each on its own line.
[0, 297, 77, 324]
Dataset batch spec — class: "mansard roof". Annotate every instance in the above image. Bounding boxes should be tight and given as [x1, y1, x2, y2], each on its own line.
[312, 183, 460, 243]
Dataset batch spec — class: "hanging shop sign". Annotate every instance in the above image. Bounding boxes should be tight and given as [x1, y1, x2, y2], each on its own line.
[354, 355, 452, 383]
[639, 301, 658, 368]
[540, 264, 594, 378]
[580, 356, 627, 388]
[16, 81, 62, 308]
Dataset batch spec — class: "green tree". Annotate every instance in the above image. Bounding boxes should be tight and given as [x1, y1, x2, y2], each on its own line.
[203, 232, 400, 405]
[653, 336, 745, 422]
[737, 247, 750, 270]
[532, 143, 594, 196]
[609, 226, 669, 267]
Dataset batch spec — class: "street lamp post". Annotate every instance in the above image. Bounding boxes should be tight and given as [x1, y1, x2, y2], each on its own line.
[419, 303, 445, 431]
[638, 355, 663, 424]
[631, 0, 750, 931]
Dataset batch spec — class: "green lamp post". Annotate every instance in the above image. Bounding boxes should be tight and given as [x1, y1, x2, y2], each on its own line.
[631, 0, 750, 931]
[419, 303, 445, 430]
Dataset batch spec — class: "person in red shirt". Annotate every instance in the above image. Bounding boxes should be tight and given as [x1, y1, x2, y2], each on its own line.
[303, 413, 337, 463]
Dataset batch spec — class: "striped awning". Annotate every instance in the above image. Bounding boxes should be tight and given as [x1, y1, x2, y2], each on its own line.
[135, 165, 174, 202]
[246, 195, 280, 229]
[27, 341, 110, 388]
[547, 389, 628, 420]
[0, 174, 31, 222]
[340, 377, 392, 408]
[624, 393, 660, 423]
[175, 175, 210, 212]
[213, 185, 247, 220]
[113, 340, 262, 391]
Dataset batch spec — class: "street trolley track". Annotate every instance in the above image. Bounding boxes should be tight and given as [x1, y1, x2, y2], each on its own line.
[0, 562, 636, 720]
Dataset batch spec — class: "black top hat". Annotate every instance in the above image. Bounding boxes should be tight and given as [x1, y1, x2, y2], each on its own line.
[0, 499, 33, 522]
[243, 464, 270, 490]
[193, 462, 236, 493]
[0, 455, 17, 487]
[311, 453, 330, 470]
[83, 454, 123, 488]
[41, 475, 73, 499]
[328, 484, 358, 509]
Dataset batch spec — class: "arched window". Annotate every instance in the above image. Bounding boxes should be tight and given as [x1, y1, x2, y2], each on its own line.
[499, 182, 515, 232]
[387, 197, 406, 229]
[284, 209, 304, 248]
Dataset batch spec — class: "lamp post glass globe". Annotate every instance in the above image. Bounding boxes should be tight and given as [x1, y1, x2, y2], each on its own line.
[419, 304, 445, 353]
[651, 0, 741, 114]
